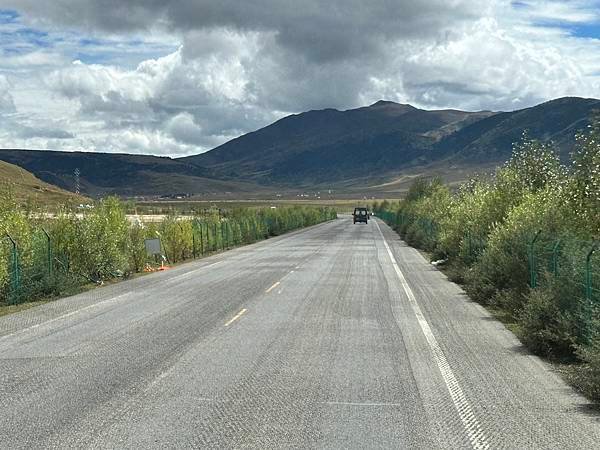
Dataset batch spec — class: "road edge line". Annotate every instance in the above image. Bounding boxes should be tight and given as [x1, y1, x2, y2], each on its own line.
[375, 220, 490, 450]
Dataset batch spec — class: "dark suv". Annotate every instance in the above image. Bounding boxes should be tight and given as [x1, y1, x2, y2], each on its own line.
[353, 207, 369, 224]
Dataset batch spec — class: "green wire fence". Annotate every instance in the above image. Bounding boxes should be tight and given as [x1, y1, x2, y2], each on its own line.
[1, 206, 337, 306]
[2, 230, 81, 305]
[377, 208, 599, 305]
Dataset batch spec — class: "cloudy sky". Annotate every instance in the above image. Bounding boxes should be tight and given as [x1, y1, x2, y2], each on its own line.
[0, 0, 599, 157]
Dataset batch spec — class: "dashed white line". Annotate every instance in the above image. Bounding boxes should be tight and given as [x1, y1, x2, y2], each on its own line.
[224, 308, 247, 327]
[265, 281, 281, 293]
[375, 220, 490, 450]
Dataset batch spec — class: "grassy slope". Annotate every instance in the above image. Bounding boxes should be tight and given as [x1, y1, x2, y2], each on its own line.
[0, 160, 87, 206]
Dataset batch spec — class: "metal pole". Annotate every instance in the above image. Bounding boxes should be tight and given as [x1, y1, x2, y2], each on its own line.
[551, 240, 561, 277]
[221, 222, 225, 250]
[199, 222, 204, 255]
[214, 223, 218, 252]
[585, 243, 598, 302]
[6, 233, 19, 304]
[529, 230, 542, 289]
[192, 230, 196, 259]
[42, 228, 53, 278]
[226, 222, 230, 248]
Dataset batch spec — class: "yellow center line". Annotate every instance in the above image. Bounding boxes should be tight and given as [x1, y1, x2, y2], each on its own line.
[265, 281, 281, 293]
[224, 308, 247, 327]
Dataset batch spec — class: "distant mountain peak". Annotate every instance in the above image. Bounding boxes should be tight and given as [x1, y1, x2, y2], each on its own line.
[370, 100, 399, 106]
[368, 100, 416, 109]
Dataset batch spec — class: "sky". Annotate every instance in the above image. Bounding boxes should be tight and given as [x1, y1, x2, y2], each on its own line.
[0, 0, 599, 157]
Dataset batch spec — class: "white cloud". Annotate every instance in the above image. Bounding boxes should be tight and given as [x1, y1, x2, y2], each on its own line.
[0, 75, 16, 113]
[166, 112, 205, 146]
[513, 0, 600, 24]
[0, 0, 599, 156]
[365, 15, 600, 111]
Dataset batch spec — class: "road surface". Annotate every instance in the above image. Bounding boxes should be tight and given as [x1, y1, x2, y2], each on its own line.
[1, 218, 599, 448]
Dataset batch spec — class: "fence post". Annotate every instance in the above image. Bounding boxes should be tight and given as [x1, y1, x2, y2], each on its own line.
[528, 230, 542, 289]
[212, 223, 217, 251]
[192, 231, 197, 259]
[221, 222, 225, 250]
[6, 233, 20, 305]
[199, 222, 204, 255]
[551, 240, 561, 277]
[42, 228, 53, 278]
[585, 243, 598, 302]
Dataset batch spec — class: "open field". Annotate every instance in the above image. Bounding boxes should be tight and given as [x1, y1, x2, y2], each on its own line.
[129, 198, 400, 215]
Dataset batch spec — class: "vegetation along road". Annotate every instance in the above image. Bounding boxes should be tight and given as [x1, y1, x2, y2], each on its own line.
[1, 218, 599, 448]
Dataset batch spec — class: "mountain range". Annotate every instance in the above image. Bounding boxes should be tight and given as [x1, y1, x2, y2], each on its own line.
[0, 96, 598, 198]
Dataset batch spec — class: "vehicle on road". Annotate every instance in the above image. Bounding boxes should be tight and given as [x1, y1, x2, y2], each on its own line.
[353, 207, 369, 224]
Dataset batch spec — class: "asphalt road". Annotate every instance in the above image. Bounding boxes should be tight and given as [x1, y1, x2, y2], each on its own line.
[1, 218, 599, 449]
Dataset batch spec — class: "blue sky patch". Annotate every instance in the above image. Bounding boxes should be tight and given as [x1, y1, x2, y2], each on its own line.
[569, 23, 600, 39]
[0, 10, 177, 67]
[511, 1, 529, 9]
[0, 9, 19, 24]
[531, 19, 600, 39]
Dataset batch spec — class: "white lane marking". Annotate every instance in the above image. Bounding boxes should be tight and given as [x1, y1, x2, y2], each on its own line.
[265, 281, 281, 293]
[375, 220, 490, 450]
[323, 401, 405, 407]
[224, 308, 247, 327]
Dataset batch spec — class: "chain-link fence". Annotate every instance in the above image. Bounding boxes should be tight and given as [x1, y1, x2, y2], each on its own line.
[378, 209, 599, 305]
[528, 233, 599, 301]
[1, 230, 83, 305]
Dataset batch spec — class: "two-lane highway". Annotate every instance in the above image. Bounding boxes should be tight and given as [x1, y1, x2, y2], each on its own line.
[1, 218, 599, 448]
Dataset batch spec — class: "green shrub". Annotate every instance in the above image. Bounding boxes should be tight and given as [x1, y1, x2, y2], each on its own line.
[51, 197, 129, 281]
[518, 278, 580, 360]
[575, 327, 600, 400]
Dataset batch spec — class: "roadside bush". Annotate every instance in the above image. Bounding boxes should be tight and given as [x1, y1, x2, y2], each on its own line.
[51, 197, 129, 281]
[518, 277, 580, 360]
[575, 328, 600, 400]
[569, 122, 600, 237]
[128, 221, 148, 273]
[160, 216, 193, 263]
[0, 191, 33, 292]
[375, 123, 600, 400]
